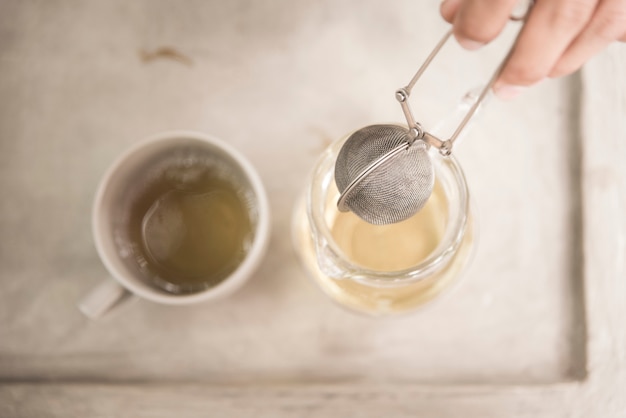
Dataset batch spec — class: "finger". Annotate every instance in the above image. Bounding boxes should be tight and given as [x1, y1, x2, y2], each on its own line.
[550, 0, 626, 77]
[452, 0, 519, 50]
[496, 0, 598, 93]
[440, 0, 462, 23]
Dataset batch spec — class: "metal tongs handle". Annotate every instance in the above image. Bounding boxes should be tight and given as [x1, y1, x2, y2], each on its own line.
[397, 1, 533, 156]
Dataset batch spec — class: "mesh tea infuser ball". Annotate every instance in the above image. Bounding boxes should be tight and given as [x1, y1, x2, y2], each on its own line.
[334, 2, 533, 225]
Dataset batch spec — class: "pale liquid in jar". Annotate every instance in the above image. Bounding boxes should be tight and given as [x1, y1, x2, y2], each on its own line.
[330, 182, 447, 272]
[294, 180, 473, 314]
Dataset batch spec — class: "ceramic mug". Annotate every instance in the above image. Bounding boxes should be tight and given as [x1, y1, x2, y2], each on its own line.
[80, 131, 270, 319]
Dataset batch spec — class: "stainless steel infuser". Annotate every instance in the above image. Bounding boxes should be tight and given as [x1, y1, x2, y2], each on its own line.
[335, 2, 533, 225]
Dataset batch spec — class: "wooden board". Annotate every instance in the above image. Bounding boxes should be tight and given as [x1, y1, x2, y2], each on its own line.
[0, 0, 625, 416]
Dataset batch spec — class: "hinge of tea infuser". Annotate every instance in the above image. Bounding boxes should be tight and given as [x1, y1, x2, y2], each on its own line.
[396, 0, 533, 157]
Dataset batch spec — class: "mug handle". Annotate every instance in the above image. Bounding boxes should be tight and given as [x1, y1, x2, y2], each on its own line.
[78, 279, 134, 319]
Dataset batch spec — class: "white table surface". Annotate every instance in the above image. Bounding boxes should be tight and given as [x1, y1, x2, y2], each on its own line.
[1, 1, 625, 416]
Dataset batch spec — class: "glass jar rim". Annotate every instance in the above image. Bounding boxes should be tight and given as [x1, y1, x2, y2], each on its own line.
[307, 136, 470, 286]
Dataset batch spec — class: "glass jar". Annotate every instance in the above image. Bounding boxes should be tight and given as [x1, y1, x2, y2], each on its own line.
[292, 127, 474, 316]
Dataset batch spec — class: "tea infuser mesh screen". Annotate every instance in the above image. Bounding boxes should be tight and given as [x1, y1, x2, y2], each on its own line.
[335, 125, 433, 225]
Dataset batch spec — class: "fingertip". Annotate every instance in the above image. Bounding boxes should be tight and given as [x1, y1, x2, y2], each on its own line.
[493, 76, 548, 100]
[497, 60, 547, 88]
[440, 0, 461, 23]
[493, 83, 527, 100]
[457, 37, 485, 50]
[548, 65, 573, 79]
[450, 0, 517, 46]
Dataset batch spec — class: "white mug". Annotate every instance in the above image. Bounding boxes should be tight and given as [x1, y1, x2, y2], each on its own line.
[80, 131, 270, 319]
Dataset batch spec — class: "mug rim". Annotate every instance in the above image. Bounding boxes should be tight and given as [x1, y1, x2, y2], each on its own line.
[92, 130, 270, 305]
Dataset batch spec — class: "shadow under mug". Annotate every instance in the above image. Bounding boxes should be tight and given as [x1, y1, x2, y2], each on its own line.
[80, 131, 270, 319]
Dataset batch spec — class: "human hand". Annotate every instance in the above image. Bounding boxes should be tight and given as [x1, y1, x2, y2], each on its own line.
[440, 0, 626, 99]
